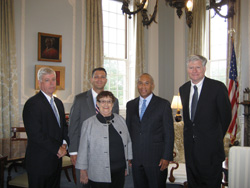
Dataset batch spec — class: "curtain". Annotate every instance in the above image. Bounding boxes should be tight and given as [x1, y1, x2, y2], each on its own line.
[188, 0, 206, 56]
[134, 0, 145, 97]
[226, 0, 241, 146]
[0, 0, 19, 139]
[227, 0, 241, 86]
[83, 0, 104, 92]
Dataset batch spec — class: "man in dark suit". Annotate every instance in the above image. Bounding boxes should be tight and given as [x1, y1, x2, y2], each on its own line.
[126, 73, 174, 188]
[23, 67, 69, 188]
[68, 67, 119, 188]
[179, 55, 232, 188]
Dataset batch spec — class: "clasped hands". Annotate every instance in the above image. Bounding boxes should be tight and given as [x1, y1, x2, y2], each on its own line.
[57, 144, 67, 158]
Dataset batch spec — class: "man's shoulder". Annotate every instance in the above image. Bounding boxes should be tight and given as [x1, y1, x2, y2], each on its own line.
[152, 95, 170, 105]
[75, 90, 91, 99]
[180, 81, 191, 90]
[127, 97, 139, 106]
[204, 77, 226, 88]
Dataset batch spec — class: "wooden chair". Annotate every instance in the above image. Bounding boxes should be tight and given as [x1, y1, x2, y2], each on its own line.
[0, 155, 7, 188]
[8, 126, 76, 185]
[62, 155, 76, 184]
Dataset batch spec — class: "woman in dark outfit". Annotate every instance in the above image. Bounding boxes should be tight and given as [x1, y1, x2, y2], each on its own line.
[75, 91, 132, 188]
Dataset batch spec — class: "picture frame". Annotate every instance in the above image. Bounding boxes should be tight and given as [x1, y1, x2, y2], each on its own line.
[35, 65, 65, 90]
[38, 32, 62, 62]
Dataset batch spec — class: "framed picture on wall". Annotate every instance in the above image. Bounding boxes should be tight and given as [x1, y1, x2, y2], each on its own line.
[38, 32, 62, 62]
[35, 65, 65, 90]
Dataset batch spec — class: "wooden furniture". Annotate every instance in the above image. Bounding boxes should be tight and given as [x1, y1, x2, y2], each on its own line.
[240, 101, 250, 146]
[62, 155, 76, 184]
[0, 155, 7, 188]
[167, 121, 187, 187]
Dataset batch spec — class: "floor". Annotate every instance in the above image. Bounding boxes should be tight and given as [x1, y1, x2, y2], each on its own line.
[4, 166, 184, 188]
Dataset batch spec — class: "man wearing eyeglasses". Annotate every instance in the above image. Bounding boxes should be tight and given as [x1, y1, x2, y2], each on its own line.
[68, 67, 119, 188]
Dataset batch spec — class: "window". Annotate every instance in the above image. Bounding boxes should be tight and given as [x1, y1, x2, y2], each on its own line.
[205, 6, 228, 84]
[102, 0, 135, 109]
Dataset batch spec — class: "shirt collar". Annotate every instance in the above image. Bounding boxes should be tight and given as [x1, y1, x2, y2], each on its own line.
[191, 77, 205, 88]
[139, 93, 153, 103]
[41, 90, 53, 102]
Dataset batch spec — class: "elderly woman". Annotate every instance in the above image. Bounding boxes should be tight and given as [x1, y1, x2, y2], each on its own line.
[75, 91, 132, 188]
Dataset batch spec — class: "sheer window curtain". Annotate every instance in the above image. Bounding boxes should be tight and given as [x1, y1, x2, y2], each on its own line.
[83, 0, 104, 92]
[0, 0, 19, 140]
[188, 0, 206, 56]
[134, 0, 145, 97]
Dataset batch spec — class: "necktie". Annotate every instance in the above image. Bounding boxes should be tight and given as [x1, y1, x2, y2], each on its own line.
[96, 104, 99, 114]
[140, 99, 147, 120]
[50, 98, 60, 127]
[191, 85, 198, 121]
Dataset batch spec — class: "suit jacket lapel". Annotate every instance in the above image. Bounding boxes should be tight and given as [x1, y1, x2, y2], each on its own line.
[195, 77, 208, 119]
[135, 98, 140, 120]
[86, 89, 96, 114]
[182, 82, 191, 121]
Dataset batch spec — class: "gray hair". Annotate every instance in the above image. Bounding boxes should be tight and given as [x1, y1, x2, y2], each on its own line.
[186, 55, 207, 67]
[37, 67, 56, 81]
[137, 73, 154, 84]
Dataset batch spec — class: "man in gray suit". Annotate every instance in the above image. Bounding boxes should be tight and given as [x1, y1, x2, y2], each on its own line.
[68, 67, 119, 188]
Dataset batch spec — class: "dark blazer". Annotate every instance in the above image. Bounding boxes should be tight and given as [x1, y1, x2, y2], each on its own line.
[23, 91, 69, 176]
[68, 89, 119, 153]
[126, 94, 174, 166]
[179, 77, 232, 166]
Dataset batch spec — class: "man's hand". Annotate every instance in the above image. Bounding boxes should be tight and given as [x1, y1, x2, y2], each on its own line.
[159, 159, 169, 171]
[70, 155, 77, 166]
[128, 160, 132, 167]
[80, 170, 88, 184]
[57, 146, 67, 158]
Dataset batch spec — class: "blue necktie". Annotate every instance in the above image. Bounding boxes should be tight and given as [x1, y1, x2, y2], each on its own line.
[96, 103, 99, 114]
[50, 98, 60, 127]
[140, 99, 147, 120]
[191, 85, 198, 121]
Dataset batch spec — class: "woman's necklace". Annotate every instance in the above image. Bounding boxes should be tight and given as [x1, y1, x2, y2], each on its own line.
[104, 116, 113, 125]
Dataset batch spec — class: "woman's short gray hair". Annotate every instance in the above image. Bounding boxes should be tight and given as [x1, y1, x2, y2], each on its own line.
[186, 55, 207, 67]
[37, 67, 56, 81]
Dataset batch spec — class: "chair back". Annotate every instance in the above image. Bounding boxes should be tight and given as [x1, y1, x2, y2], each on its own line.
[229, 146, 250, 187]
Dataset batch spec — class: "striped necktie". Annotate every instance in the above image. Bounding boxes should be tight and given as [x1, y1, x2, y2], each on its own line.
[96, 104, 99, 114]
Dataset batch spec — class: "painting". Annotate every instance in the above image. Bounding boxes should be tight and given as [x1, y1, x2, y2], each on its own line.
[35, 65, 65, 90]
[38, 32, 62, 62]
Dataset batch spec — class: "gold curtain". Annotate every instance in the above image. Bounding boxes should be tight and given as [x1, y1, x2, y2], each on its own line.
[0, 0, 19, 139]
[188, 0, 206, 56]
[134, 0, 145, 97]
[83, 0, 104, 92]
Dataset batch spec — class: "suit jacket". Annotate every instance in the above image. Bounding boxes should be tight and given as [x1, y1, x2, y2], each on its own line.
[126, 94, 174, 166]
[179, 77, 232, 165]
[68, 89, 119, 153]
[23, 91, 69, 175]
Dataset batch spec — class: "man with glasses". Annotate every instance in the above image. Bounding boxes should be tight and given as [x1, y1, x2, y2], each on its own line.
[68, 67, 119, 188]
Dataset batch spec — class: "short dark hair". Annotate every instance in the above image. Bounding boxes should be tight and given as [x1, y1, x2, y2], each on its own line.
[97, 91, 115, 103]
[92, 67, 107, 77]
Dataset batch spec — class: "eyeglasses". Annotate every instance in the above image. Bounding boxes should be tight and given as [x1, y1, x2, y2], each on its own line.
[98, 100, 113, 104]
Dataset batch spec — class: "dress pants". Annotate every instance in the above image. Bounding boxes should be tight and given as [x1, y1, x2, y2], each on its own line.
[186, 143, 223, 188]
[132, 165, 168, 188]
[27, 160, 61, 188]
